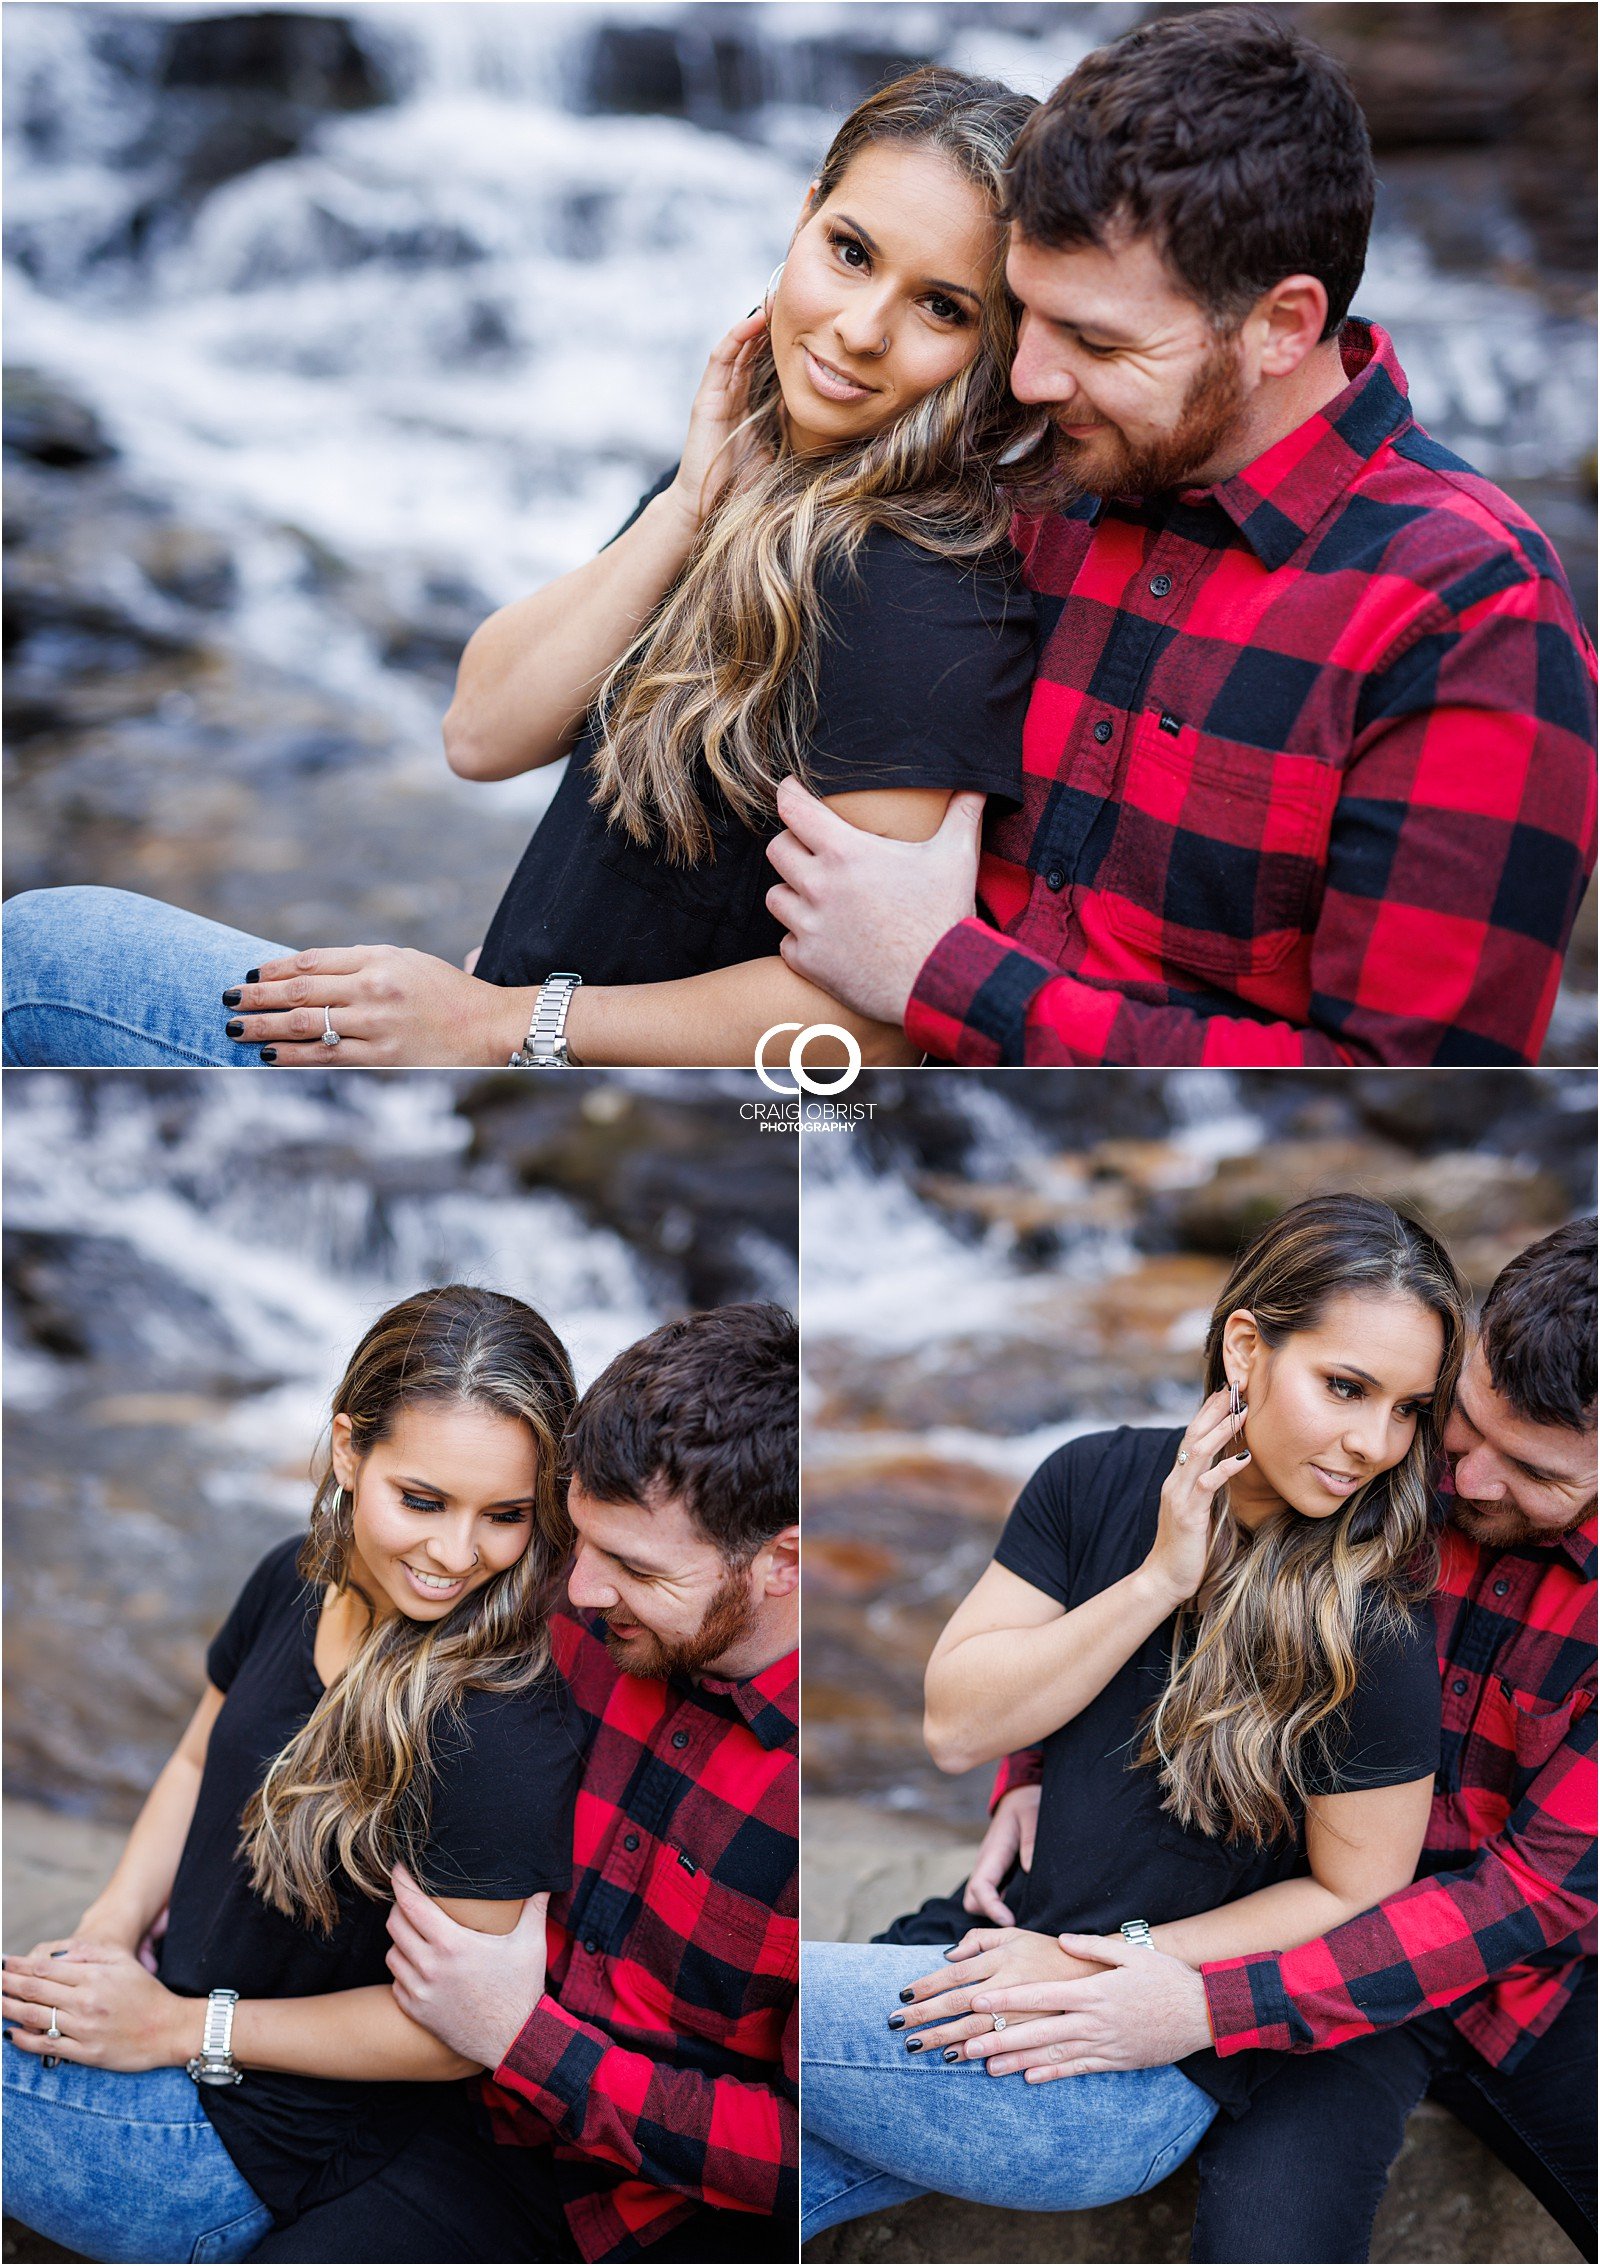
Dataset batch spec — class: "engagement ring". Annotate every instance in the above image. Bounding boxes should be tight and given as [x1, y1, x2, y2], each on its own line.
[991, 2014, 1007, 2032]
[45, 2009, 61, 2040]
[321, 1008, 342, 1049]
[1176, 1450, 1189, 1465]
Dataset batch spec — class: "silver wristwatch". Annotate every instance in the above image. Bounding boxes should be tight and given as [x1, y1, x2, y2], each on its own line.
[1119, 1918, 1156, 1952]
[508, 973, 583, 1067]
[186, 1987, 244, 2086]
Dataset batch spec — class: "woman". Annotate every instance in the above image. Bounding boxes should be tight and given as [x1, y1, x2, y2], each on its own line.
[801, 1195, 1467, 2239]
[3, 67, 1047, 1072]
[1, 1285, 584, 2263]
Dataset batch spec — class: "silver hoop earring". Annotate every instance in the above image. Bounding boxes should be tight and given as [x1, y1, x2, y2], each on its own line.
[763, 260, 785, 313]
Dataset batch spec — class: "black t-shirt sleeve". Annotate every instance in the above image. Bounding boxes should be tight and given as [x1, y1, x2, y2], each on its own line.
[416, 1672, 587, 1902]
[993, 1445, 1081, 1607]
[206, 1535, 305, 1693]
[1315, 1604, 1442, 1792]
[801, 531, 1034, 804]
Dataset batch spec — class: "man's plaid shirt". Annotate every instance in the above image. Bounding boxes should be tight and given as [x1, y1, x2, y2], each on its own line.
[1203, 1516, 1596, 2067]
[481, 1609, 797, 2260]
[906, 322, 1597, 1067]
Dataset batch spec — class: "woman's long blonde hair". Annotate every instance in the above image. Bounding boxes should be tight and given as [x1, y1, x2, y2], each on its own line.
[241, 1286, 576, 1932]
[1139, 1196, 1468, 1845]
[589, 65, 1050, 864]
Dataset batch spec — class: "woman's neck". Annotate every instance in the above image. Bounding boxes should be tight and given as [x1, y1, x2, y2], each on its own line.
[1224, 1462, 1289, 1532]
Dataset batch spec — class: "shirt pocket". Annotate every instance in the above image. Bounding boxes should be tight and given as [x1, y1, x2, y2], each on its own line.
[1466, 1677, 1583, 1811]
[1096, 709, 1339, 980]
[628, 1842, 796, 2047]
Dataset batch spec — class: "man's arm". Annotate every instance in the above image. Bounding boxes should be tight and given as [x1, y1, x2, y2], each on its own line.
[1202, 1695, 1596, 2056]
[772, 576, 1597, 1067]
[487, 1985, 796, 2221]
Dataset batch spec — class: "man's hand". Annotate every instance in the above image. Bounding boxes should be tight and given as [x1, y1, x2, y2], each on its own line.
[967, 1930, 1213, 2079]
[386, 1864, 549, 2071]
[765, 781, 983, 1025]
[963, 1785, 1041, 1926]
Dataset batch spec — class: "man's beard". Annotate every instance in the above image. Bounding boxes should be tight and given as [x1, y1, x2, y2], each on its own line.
[1044, 332, 1247, 506]
[1448, 1492, 1597, 1550]
[601, 1561, 757, 1680]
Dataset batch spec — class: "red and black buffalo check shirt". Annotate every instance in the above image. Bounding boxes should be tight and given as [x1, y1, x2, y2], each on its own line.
[480, 1609, 797, 2260]
[906, 321, 1597, 1066]
[1203, 1516, 1596, 2068]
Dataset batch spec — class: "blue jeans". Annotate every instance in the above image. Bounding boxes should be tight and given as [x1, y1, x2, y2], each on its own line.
[3, 887, 290, 1065]
[1, 2039, 274, 2261]
[801, 1941, 1218, 2243]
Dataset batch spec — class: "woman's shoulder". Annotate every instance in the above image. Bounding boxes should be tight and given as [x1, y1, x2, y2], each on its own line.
[1026, 1423, 1185, 1502]
[236, 1532, 312, 1615]
[444, 1667, 585, 1775]
[825, 523, 1035, 629]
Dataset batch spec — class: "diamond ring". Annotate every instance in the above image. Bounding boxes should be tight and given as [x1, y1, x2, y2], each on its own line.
[321, 1008, 342, 1049]
[45, 2009, 61, 2040]
[1176, 1450, 1189, 1466]
[991, 2014, 1007, 2033]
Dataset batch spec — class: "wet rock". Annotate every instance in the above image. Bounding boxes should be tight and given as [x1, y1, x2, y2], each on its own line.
[456, 1081, 796, 1309]
[2, 366, 116, 470]
[161, 12, 387, 110]
[1164, 1141, 1570, 1255]
[3, 1226, 251, 1380]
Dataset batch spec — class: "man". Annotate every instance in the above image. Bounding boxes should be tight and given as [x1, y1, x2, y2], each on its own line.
[767, 10, 1597, 1066]
[937, 1220, 1596, 2261]
[251, 1303, 798, 2263]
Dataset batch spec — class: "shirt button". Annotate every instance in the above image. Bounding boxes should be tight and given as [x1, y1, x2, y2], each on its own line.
[1493, 1580, 1510, 1596]
[1092, 719, 1113, 744]
[671, 1729, 690, 1749]
[1149, 573, 1172, 597]
[1451, 1678, 1468, 1696]
[623, 1833, 640, 1852]
[1045, 867, 1066, 893]
[583, 1938, 599, 1955]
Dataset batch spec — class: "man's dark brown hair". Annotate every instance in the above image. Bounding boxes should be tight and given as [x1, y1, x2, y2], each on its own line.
[1479, 1218, 1597, 1433]
[1006, 7, 1374, 337]
[568, 1302, 797, 1561]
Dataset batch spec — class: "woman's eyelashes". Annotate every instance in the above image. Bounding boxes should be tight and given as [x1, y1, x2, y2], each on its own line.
[823, 228, 971, 325]
[398, 1490, 527, 1525]
[1325, 1376, 1428, 1420]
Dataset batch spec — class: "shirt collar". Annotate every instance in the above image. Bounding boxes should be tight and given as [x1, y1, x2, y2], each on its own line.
[1185, 319, 1414, 570]
[694, 1645, 798, 1751]
[1556, 1512, 1597, 1579]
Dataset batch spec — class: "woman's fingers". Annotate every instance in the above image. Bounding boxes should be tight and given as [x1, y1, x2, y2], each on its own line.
[1196, 1451, 1251, 1493]
[911, 2010, 1004, 2056]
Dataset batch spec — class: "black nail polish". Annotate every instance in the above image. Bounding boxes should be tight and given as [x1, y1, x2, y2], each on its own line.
[225, 1019, 244, 1039]
[43, 2054, 58, 2069]
[898, 1987, 915, 2004]
[244, 968, 260, 984]
[222, 988, 242, 1008]
[260, 1047, 278, 1064]
[886, 2013, 905, 2030]
[942, 2047, 960, 2061]
[1237, 1450, 1251, 1462]
[905, 2037, 924, 2053]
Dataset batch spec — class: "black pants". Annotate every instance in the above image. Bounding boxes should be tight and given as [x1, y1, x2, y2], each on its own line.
[1190, 1964, 1597, 2264]
[246, 2121, 793, 2264]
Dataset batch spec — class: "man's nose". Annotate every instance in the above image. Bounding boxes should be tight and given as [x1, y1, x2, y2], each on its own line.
[1010, 311, 1077, 405]
[1452, 1442, 1508, 1501]
[567, 1543, 618, 1609]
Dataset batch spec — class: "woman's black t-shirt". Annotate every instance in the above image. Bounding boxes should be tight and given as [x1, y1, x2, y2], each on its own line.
[158, 1536, 585, 2224]
[473, 471, 1036, 990]
[990, 1425, 1441, 2111]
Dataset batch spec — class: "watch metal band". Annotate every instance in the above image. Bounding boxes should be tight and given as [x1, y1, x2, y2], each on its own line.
[508, 973, 583, 1068]
[186, 1987, 244, 2086]
[1119, 1917, 1156, 1952]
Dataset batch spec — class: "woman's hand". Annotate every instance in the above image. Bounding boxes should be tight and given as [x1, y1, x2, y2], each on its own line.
[223, 948, 527, 1067]
[1142, 1387, 1252, 1610]
[668, 309, 770, 529]
[962, 1784, 1041, 1926]
[885, 1926, 1108, 2059]
[2, 1945, 197, 2071]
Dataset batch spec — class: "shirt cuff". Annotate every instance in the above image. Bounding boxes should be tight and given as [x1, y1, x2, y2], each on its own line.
[904, 919, 1063, 1065]
[495, 1993, 599, 2130]
[1202, 1954, 1296, 2057]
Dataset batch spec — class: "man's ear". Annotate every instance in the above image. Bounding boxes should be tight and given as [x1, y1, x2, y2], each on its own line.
[758, 1524, 800, 1600]
[1251, 273, 1331, 380]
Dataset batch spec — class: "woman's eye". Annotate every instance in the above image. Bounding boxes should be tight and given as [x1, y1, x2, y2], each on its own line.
[489, 1509, 529, 1525]
[401, 1493, 443, 1513]
[924, 294, 968, 325]
[830, 230, 868, 269]
[1328, 1376, 1362, 1400]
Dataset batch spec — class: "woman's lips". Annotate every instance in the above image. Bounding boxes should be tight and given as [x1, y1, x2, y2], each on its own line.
[802, 346, 878, 404]
[400, 1560, 469, 1603]
[1309, 1464, 1362, 1495]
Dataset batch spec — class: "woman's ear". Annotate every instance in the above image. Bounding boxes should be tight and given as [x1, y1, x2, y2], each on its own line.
[1219, 1309, 1263, 1398]
[329, 1412, 359, 1494]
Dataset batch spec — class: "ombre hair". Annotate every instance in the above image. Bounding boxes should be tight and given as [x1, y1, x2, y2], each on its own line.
[588, 65, 1049, 864]
[242, 1285, 576, 1932]
[1139, 1196, 1468, 1845]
